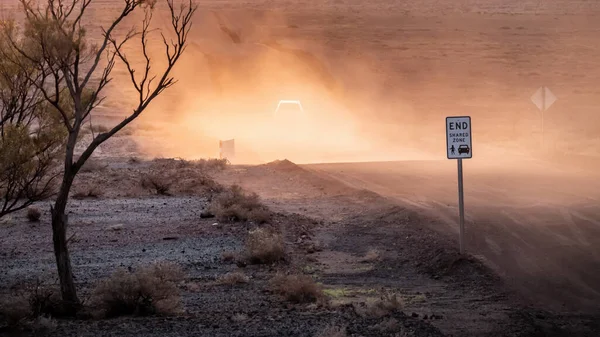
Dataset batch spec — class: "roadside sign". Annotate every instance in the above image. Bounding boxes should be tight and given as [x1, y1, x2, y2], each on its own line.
[219, 139, 235, 161]
[445, 116, 472, 255]
[446, 116, 472, 159]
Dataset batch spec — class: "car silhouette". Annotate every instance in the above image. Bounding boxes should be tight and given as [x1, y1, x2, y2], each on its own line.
[458, 144, 470, 154]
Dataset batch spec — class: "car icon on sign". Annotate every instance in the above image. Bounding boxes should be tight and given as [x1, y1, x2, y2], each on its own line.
[458, 144, 470, 154]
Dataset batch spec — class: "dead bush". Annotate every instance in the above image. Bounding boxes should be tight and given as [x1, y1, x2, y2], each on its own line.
[28, 286, 65, 318]
[221, 251, 237, 263]
[359, 249, 380, 263]
[184, 158, 228, 171]
[217, 272, 249, 285]
[353, 292, 403, 318]
[26, 207, 41, 222]
[371, 318, 400, 332]
[208, 185, 271, 223]
[245, 228, 285, 264]
[270, 274, 324, 304]
[0, 284, 64, 326]
[79, 158, 107, 173]
[315, 325, 348, 337]
[0, 296, 31, 326]
[181, 174, 224, 195]
[88, 124, 110, 134]
[72, 186, 102, 199]
[93, 262, 184, 317]
[141, 174, 172, 196]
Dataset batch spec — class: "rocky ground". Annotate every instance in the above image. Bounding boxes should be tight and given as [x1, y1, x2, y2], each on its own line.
[2, 157, 598, 336]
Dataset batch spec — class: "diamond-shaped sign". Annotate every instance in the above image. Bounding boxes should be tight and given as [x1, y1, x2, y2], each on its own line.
[531, 87, 557, 111]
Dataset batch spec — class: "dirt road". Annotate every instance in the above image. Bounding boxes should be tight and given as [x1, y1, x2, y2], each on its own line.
[307, 157, 600, 313]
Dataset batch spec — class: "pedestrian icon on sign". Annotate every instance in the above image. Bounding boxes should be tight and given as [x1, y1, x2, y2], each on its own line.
[450, 145, 456, 155]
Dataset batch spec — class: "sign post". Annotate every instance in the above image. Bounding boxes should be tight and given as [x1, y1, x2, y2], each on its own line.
[446, 116, 472, 255]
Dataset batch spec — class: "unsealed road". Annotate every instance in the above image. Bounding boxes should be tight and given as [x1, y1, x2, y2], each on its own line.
[307, 158, 600, 313]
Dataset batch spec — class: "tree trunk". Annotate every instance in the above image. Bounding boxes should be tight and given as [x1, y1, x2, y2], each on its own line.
[51, 171, 79, 314]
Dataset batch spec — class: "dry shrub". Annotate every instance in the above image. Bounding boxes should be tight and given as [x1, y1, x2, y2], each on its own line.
[141, 174, 172, 196]
[315, 325, 347, 337]
[231, 313, 249, 322]
[93, 262, 184, 317]
[28, 316, 57, 333]
[360, 249, 380, 263]
[0, 296, 31, 326]
[89, 124, 110, 134]
[72, 186, 102, 199]
[245, 228, 285, 264]
[79, 158, 107, 173]
[353, 292, 403, 318]
[221, 251, 237, 263]
[208, 185, 271, 223]
[270, 274, 324, 304]
[181, 174, 223, 195]
[217, 272, 249, 285]
[371, 318, 400, 332]
[26, 207, 41, 222]
[0, 284, 64, 326]
[185, 158, 228, 171]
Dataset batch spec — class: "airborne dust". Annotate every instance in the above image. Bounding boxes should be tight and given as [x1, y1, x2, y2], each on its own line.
[85, 2, 600, 166]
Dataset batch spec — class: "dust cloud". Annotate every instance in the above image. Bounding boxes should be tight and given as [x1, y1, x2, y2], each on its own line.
[102, 7, 428, 164]
[98, 2, 600, 167]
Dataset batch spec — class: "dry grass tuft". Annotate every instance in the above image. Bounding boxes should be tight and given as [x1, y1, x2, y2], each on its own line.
[245, 228, 285, 264]
[359, 249, 380, 263]
[93, 262, 184, 317]
[0, 283, 65, 327]
[217, 272, 249, 285]
[353, 292, 403, 318]
[270, 274, 325, 304]
[26, 207, 41, 222]
[231, 313, 249, 322]
[89, 124, 110, 134]
[79, 158, 107, 173]
[0, 296, 31, 326]
[371, 318, 401, 332]
[315, 324, 348, 337]
[221, 251, 237, 263]
[141, 174, 172, 196]
[208, 185, 271, 223]
[184, 158, 229, 171]
[73, 186, 102, 199]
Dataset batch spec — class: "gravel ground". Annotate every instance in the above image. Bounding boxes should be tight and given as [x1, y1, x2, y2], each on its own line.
[0, 196, 242, 290]
[0, 159, 446, 337]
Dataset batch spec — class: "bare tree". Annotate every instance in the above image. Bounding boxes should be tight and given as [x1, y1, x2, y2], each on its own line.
[2, 0, 196, 312]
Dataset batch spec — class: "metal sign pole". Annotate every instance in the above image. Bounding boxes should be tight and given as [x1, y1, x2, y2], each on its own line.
[446, 116, 471, 255]
[457, 158, 465, 255]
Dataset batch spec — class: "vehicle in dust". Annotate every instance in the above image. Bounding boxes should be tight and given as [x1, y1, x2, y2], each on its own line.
[458, 144, 470, 154]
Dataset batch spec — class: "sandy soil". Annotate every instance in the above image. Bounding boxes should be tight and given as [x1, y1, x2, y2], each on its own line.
[213, 160, 600, 336]
[307, 158, 600, 314]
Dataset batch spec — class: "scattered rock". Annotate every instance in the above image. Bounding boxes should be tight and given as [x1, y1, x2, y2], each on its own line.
[163, 236, 178, 241]
[200, 211, 215, 218]
[412, 312, 419, 318]
[108, 224, 124, 231]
